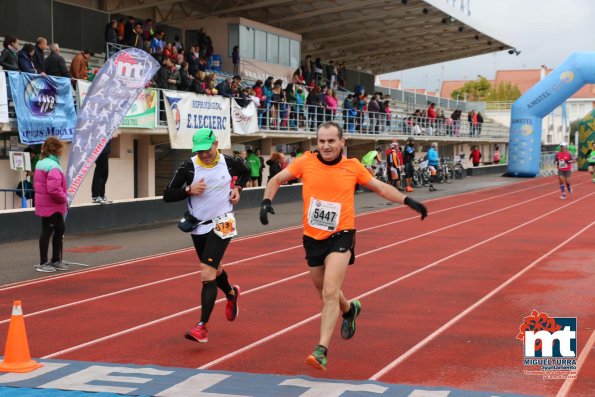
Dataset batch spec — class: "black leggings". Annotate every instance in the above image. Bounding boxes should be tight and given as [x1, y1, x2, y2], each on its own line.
[39, 213, 65, 264]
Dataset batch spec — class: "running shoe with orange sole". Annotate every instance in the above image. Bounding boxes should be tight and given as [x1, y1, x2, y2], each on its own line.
[306, 345, 328, 370]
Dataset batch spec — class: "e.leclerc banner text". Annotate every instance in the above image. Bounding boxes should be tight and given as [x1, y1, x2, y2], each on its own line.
[66, 48, 159, 206]
[163, 90, 231, 149]
[7, 71, 76, 144]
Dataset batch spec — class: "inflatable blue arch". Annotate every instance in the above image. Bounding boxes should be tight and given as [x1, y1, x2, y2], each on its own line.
[506, 52, 595, 177]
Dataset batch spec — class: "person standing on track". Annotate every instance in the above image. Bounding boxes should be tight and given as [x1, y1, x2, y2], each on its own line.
[555, 142, 574, 200]
[403, 137, 416, 192]
[259, 121, 428, 370]
[361, 146, 382, 177]
[386, 142, 404, 191]
[586, 141, 595, 183]
[427, 142, 439, 192]
[163, 128, 250, 343]
[34, 136, 70, 273]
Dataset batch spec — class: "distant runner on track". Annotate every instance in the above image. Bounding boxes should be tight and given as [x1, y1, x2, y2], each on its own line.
[555, 142, 574, 200]
[259, 121, 428, 370]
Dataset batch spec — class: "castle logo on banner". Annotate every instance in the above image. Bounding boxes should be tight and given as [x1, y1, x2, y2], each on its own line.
[66, 49, 159, 206]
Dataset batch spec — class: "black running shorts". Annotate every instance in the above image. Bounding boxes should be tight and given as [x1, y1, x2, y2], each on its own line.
[303, 229, 356, 267]
[191, 229, 231, 268]
[404, 162, 414, 178]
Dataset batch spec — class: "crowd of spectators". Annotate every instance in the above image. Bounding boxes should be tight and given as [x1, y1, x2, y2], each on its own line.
[1, 21, 491, 139]
[0, 33, 95, 86]
[405, 104, 485, 137]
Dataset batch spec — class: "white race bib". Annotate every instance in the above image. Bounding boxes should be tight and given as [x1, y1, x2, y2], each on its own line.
[307, 198, 341, 231]
[213, 212, 237, 239]
[558, 160, 567, 169]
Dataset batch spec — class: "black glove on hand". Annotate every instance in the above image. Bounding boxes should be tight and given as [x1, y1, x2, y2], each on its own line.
[260, 199, 275, 225]
[404, 197, 428, 220]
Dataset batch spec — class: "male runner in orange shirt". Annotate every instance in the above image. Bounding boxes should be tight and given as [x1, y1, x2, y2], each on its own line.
[260, 121, 427, 370]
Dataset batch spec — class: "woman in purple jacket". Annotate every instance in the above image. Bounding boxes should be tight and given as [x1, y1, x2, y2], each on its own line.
[34, 137, 69, 273]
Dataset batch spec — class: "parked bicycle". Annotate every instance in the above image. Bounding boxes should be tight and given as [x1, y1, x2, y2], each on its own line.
[440, 157, 454, 183]
[454, 153, 467, 179]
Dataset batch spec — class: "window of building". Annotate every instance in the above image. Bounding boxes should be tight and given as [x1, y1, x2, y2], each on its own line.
[279, 36, 290, 67]
[290, 39, 300, 69]
[232, 23, 300, 68]
[239, 25, 254, 60]
[254, 29, 267, 61]
[228, 24, 239, 57]
[267, 33, 278, 64]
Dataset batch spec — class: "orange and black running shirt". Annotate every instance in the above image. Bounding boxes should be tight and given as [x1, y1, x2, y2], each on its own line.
[287, 152, 373, 240]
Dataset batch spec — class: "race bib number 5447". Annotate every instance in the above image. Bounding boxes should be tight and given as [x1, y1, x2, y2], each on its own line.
[307, 198, 341, 231]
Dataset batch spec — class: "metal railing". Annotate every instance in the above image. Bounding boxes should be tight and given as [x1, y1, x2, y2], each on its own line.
[153, 95, 510, 138]
[0, 188, 34, 210]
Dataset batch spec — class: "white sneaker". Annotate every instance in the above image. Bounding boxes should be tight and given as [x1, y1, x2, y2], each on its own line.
[560, 194, 567, 200]
[37, 262, 57, 273]
[51, 260, 70, 271]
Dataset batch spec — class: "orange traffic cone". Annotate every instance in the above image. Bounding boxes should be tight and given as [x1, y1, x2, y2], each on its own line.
[0, 300, 43, 372]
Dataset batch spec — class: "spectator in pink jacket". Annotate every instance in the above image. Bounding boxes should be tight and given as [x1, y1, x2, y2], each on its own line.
[34, 136, 69, 273]
[325, 88, 338, 120]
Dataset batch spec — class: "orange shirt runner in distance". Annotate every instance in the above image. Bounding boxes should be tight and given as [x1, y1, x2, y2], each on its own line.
[287, 152, 372, 240]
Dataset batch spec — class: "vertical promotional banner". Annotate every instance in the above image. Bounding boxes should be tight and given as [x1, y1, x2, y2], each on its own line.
[77, 80, 157, 128]
[163, 91, 231, 149]
[0, 71, 8, 123]
[231, 99, 259, 135]
[8, 72, 76, 144]
[66, 48, 159, 206]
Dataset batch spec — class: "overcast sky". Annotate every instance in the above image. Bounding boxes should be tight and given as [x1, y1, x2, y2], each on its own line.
[380, 0, 595, 91]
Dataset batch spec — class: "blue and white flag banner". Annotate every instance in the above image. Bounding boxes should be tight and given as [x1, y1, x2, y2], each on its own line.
[231, 99, 259, 135]
[0, 72, 8, 123]
[163, 90, 231, 150]
[7, 71, 76, 144]
[66, 48, 159, 206]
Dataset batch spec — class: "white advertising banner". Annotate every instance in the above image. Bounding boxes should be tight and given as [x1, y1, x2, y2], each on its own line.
[0, 71, 10, 123]
[163, 90, 231, 150]
[231, 99, 259, 135]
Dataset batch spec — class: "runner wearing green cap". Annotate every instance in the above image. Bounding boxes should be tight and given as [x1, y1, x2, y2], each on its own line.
[163, 128, 250, 343]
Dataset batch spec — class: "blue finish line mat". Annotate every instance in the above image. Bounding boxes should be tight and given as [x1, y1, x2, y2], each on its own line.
[0, 358, 537, 396]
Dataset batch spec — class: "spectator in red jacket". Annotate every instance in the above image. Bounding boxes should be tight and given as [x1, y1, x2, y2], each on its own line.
[470, 146, 482, 167]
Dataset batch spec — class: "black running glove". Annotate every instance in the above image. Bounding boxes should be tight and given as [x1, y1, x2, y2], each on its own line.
[260, 199, 275, 225]
[404, 197, 428, 220]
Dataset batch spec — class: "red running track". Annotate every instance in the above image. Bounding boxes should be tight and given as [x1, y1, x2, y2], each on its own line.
[1, 175, 593, 397]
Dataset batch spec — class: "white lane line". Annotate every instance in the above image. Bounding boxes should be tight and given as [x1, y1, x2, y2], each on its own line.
[555, 329, 595, 397]
[369, 218, 595, 381]
[41, 271, 309, 359]
[37, 188, 588, 359]
[6, 181, 565, 324]
[197, 193, 594, 369]
[0, 178, 551, 291]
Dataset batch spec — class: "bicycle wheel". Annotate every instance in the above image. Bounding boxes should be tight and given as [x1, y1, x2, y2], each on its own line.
[412, 171, 423, 188]
[421, 171, 430, 186]
[445, 168, 454, 183]
[454, 165, 465, 179]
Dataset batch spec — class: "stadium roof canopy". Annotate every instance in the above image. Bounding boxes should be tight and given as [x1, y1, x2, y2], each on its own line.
[103, 0, 514, 75]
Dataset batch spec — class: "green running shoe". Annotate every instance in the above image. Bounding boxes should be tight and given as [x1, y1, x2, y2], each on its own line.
[306, 345, 327, 370]
[341, 300, 362, 339]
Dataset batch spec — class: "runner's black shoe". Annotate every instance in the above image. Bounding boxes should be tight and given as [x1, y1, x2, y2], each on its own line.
[341, 300, 362, 339]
